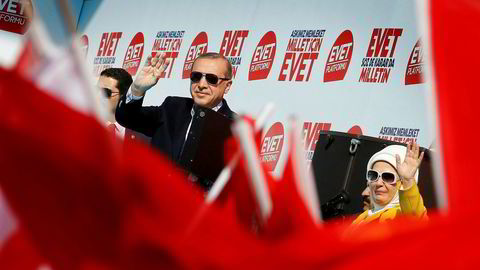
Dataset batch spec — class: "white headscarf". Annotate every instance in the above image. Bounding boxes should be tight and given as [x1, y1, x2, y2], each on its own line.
[366, 145, 419, 216]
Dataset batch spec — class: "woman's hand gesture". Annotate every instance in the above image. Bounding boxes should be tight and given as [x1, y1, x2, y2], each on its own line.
[396, 142, 424, 190]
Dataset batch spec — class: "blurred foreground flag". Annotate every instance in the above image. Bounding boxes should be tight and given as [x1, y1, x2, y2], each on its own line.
[0, 65, 261, 268]
[212, 117, 274, 231]
[0, 14, 107, 270]
[264, 118, 322, 238]
[14, 17, 105, 121]
[214, 116, 321, 240]
[428, 0, 480, 212]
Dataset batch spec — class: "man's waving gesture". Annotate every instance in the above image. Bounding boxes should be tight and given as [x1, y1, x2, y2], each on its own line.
[131, 53, 170, 97]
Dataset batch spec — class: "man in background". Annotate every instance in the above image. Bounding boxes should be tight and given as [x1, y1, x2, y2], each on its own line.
[362, 186, 371, 211]
[97, 68, 133, 138]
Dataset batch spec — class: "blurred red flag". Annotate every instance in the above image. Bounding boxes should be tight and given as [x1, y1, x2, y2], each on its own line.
[0, 67, 262, 269]
[264, 119, 321, 239]
[215, 117, 320, 240]
[429, 0, 480, 213]
[214, 117, 275, 231]
[1, 17, 107, 269]
[14, 18, 105, 120]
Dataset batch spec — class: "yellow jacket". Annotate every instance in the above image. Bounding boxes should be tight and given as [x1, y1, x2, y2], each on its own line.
[352, 182, 427, 225]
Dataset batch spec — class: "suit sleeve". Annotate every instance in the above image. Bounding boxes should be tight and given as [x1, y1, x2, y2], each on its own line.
[115, 94, 165, 137]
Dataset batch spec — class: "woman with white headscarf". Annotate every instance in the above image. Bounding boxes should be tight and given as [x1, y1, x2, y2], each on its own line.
[352, 142, 427, 224]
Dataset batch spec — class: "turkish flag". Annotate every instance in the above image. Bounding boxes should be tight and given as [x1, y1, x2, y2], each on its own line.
[0, 67, 261, 269]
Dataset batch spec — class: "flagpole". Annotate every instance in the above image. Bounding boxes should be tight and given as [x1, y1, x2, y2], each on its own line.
[55, 0, 77, 34]
[231, 119, 273, 222]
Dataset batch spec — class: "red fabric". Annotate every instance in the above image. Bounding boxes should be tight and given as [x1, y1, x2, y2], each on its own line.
[216, 118, 274, 231]
[0, 67, 260, 269]
[13, 39, 37, 75]
[264, 130, 317, 240]
[429, 0, 480, 214]
[216, 117, 315, 240]
[0, 227, 51, 270]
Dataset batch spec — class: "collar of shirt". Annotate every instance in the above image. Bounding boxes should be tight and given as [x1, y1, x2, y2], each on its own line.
[190, 100, 223, 117]
[186, 101, 223, 142]
[106, 121, 126, 138]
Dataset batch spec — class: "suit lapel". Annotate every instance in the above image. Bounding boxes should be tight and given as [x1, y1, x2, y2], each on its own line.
[217, 99, 234, 119]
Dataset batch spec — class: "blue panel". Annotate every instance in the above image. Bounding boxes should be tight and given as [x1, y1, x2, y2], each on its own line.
[76, 0, 103, 33]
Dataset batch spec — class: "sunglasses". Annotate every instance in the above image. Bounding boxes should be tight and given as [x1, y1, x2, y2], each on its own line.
[190, 71, 230, 85]
[102, 88, 120, 98]
[366, 170, 398, 185]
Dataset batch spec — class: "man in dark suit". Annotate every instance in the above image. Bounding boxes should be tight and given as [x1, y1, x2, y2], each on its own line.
[116, 52, 236, 163]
